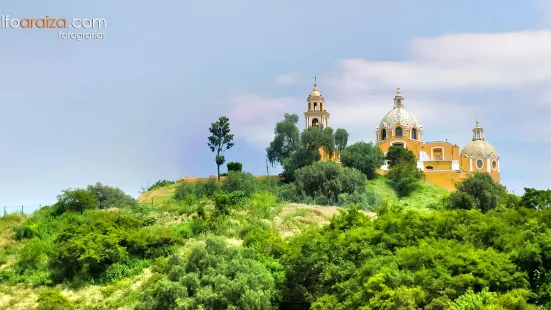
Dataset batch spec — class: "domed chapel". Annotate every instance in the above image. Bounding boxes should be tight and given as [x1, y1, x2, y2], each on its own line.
[303, 83, 500, 190]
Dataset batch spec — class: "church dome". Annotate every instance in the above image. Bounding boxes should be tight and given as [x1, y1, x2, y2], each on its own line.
[460, 121, 498, 157]
[379, 88, 420, 129]
[460, 140, 497, 157]
[380, 107, 420, 128]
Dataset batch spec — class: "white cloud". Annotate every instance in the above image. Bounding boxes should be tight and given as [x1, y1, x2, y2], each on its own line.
[275, 74, 298, 85]
[228, 30, 551, 192]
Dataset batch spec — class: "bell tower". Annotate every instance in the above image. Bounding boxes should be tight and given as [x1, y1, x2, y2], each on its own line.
[304, 77, 330, 129]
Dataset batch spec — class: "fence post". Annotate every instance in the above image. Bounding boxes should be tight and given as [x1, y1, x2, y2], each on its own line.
[21, 205, 23, 214]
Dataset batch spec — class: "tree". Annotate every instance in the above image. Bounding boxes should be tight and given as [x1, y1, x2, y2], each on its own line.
[520, 188, 551, 209]
[266, 113, 301, 167]
[208, 116, 235, 181]
[334, 128, 349, 154]
[386, 145, 417, 167]
[294, 161, 366, 204]
[227, 162, 243, 173]
[282, 147, 321, 182]
[301, 125, 333, 152]
[86, 182, 134, 209]
[340, 141, 385, 179]
[385, 147, 423, 197]
[451, 172, 507, 212]
[54, 188, 98, 214]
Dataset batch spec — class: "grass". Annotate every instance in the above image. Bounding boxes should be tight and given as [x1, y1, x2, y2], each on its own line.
[0, 173, 449, 309]
[365, 175, 449, 210]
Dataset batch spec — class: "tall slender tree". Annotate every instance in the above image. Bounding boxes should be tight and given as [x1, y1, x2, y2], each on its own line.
[334, 128, 349, 155]
[208, 116, 234, 181]
[266, 113, 301, 167]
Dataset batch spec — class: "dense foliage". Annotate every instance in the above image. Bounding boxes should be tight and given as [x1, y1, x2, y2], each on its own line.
[340, 141, 385, 179]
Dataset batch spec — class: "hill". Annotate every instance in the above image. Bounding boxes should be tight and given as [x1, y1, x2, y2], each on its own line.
[0, 169, 544, 309]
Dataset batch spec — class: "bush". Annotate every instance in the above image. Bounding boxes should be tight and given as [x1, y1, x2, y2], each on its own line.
[36, 290, 75, 310]
[249, 192, 279, 219]
[275, 182, 304, 203]
[128, 225, 182, 259]
[136, 237, 277, 310]
[173, 182, 195, 201]
[227, 162, 243, 172]
[54, 188, 98, 214]
[295, 161, 366, 204]
[339, 190, 382, 211]
[86, 182, 134, 209]
[173, 178, 220, 201]
[214, 193, 231, 216]
[451, 173, 508, 212]
[49, 211, 178, 281]
[387, 154, 424, 197]
[222, 171, 258, 196]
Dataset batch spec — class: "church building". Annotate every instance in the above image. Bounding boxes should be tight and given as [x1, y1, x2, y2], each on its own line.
[303, 82, 500, 190]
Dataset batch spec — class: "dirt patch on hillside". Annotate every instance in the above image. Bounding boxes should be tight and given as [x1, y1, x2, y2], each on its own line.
[274, 204, 376, 238]
[281, 203, 376, 219]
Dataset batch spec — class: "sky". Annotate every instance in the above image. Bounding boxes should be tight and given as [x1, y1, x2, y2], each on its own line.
[0, 0, 550, 208]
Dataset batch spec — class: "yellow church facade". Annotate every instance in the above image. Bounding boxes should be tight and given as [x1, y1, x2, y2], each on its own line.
[304, 83, 500, 191]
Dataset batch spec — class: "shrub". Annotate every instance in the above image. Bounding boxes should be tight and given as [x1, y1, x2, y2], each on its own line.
[221, 171, 258, 196]
[48, 211, 175, 281]
[387, 158, 424, 197]
[173, 182, 195, 201]
[136, 237, 277, 310]
[275, 183, 304, 203]
[451, 173, 507, 212]
[128, 225, 182, 258]
[36, 290, 75, 310]
[214, 193, 231, 216]
[86, 182, 134, 209]
[295, 161, 367, 204]
[249, 192, 279, 219]
[54, 188, 98, 214]
[338, 190, 382, 211]
[227, 161, 243, 172]
[173, 178, 220, 201]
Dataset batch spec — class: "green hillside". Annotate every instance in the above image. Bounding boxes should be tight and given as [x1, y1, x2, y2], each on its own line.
[1, 167, 549, 309]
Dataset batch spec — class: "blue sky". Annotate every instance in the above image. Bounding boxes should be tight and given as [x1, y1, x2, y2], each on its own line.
[1, 0, 550, 207]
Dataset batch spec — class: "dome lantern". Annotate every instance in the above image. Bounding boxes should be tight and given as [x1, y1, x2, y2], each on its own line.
[379, 87, 421, 130]
[460, 120, 497, 157]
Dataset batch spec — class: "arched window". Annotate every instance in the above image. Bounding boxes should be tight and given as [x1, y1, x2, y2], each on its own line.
[313, 102, 318, 111]
[395, 127, 403, 137]
[312, 118, 319, 126]
[411, 128, 417, 140]
[381, 129, 387, 140]
[492, 160, 497, 170]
